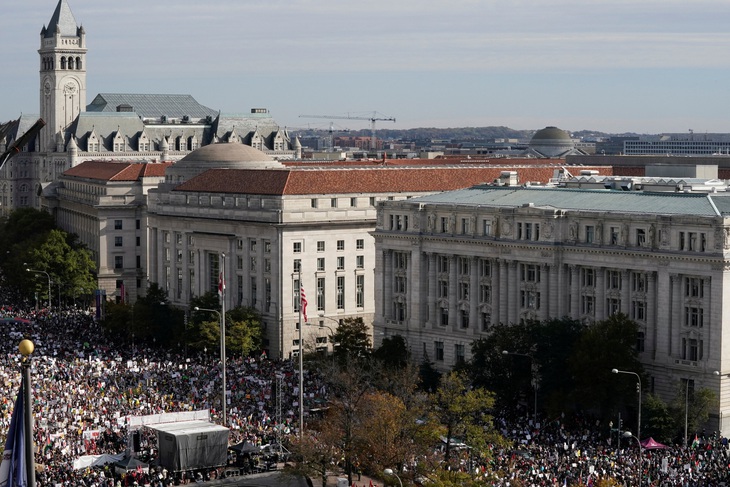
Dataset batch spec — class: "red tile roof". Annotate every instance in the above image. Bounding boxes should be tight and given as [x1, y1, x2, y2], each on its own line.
[63, 161, 172, 181]
[173, 165, 614, 196]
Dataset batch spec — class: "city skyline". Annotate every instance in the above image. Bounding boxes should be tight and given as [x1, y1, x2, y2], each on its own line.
[2, 0, 730, 135]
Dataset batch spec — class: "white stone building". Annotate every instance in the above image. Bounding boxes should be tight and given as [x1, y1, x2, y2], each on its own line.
[45, 160, 170, 303]
[0, 0, 295, 218]
[373, 185, 730, 431]
[142, 143, 533, 359]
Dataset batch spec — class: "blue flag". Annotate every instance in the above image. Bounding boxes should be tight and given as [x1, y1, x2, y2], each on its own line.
[0, 388, 26, 487]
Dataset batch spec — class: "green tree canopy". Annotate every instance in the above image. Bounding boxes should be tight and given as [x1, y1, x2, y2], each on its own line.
[429, 371, 496, 465]
[26, 228, 96, 305]
[332, 317, 371, 364]
[372, 334, 410, 369]
[568, 313, 643, 418]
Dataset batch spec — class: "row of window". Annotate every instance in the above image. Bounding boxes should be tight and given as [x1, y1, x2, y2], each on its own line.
[293, 276, 366, 312]
[397, 212, 712, 253]
[114, 219, 142, 230]
[312, 197, 379, 209]
[42, 56, 82, 71]
[236, 238, 272, 253]
[293, 239, 365, 253]
[432, 341, 466, 364]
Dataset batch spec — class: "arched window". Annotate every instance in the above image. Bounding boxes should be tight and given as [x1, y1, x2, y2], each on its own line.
[68, 57, 74, 69]
[76, 57, 82, 69]
[60, 57, 67, 69]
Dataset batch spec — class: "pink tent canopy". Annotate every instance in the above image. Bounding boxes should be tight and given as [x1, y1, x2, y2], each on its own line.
[640, 437, 669, 449]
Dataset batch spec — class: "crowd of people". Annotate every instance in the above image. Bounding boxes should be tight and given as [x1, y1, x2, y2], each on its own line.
[455, 408, 730, 486]
[2, 286, 730, 486]
[0, 289, 328, 486]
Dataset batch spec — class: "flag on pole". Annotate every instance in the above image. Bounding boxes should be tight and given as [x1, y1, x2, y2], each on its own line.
[300, 286, 308, 323]
[691, 434, 699, 448]
[218, 271, 225, 298]
[0, 387, 27, 487]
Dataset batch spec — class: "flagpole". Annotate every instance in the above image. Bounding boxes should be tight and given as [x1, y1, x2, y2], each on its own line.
[298, 272, 304, 438]
[220, 253, 227, 427]
[20, 339, 36, 487]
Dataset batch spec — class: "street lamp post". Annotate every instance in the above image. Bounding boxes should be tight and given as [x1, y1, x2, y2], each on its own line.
[384, 468, 402, 487]
[503, 350, 538, 424]
[307, 322, 335, 365]
[684, 378, 690, 448]
[315, 314, 340, 362]
[19, 339, 36, 487]
[195, 306, 226, 426]
[612, 368, 642, 441]
[623, 431, 642, 485]
[26, 268, 51, 308]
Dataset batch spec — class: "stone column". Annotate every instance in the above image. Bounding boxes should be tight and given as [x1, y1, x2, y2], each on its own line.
[409, 251, 424, 328]
[470, 256, 479, 334]
[149, 227, 159, 285]
[509, 261, 518, 324]
[428, 253, 437, 328]
[540, 263, 550, 321]
[570, 265, 579, 319]
[670, 274, 682, 357]
[647, 272, 656, 358]
[383, 250, 393, 320]
[621, 270, 631, 316]
[595, 268, 605, 321]
[655, 267, 671, 357]
[448, 256, 457, 328]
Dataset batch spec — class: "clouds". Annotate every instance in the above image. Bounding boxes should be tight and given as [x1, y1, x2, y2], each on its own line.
[2, 0, 730, 133]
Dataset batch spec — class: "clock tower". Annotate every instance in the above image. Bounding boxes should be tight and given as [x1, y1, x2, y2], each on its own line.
[39, 0, 86, 152]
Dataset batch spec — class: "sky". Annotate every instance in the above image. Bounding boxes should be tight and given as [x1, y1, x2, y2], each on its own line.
[2, 0, 730, 135]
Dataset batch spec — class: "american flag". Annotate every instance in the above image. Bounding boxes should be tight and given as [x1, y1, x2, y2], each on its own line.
[300, 286, 308, 323]
[218, 271, 225, 298]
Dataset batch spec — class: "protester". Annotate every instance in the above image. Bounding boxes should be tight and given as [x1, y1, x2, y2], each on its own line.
[0, 284, 728, 486]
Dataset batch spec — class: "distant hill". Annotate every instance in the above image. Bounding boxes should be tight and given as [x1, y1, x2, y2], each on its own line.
[292, 125, 641, 142]
[339, 127, 628, 142]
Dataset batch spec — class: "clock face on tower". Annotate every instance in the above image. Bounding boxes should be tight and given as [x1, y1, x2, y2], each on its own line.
[63, 81, 78, 95]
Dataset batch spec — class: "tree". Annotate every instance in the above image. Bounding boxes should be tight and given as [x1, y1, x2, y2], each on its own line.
[530, 317, 583, 416]
[466, 322, 531, 410]
[419, 354, 442, 393]
[353, 391, 439, 483]
[193, 302, 262, 358]
[317, 358, 373, 486]
[188, 292, 224, 352]
[100, 301, 133, 341]
[669, 383, 717, 444]
[286, 429, 339, 487]
[372, 334, 410, 368]
[26, 228, 96, 305]
[642, 394, 675, 444]
[132, 284, 184, 347]
[332, 317, 371, 364]
[568, 314, 643, 416]
[429, 371, 496, 465]
[226, 306, 263, 357]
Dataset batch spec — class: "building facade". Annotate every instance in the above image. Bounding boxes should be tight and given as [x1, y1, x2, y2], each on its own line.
[141, 144, 586, 359]
[45, 161, 170, 303]
[373, 185, 730, 432]
[0, 0, 295, 218]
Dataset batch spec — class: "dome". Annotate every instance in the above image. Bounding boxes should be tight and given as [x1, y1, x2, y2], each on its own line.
[167, 142, 283, 185]
[176, 142, 278, 168]
[529, 126, 575, 158]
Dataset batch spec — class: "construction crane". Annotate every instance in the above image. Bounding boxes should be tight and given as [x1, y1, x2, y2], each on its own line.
[283, 122, 350, 150]
[299, 112, 395, 150]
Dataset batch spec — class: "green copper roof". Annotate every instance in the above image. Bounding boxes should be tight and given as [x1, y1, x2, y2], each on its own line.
[413, 186, 730, 217]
